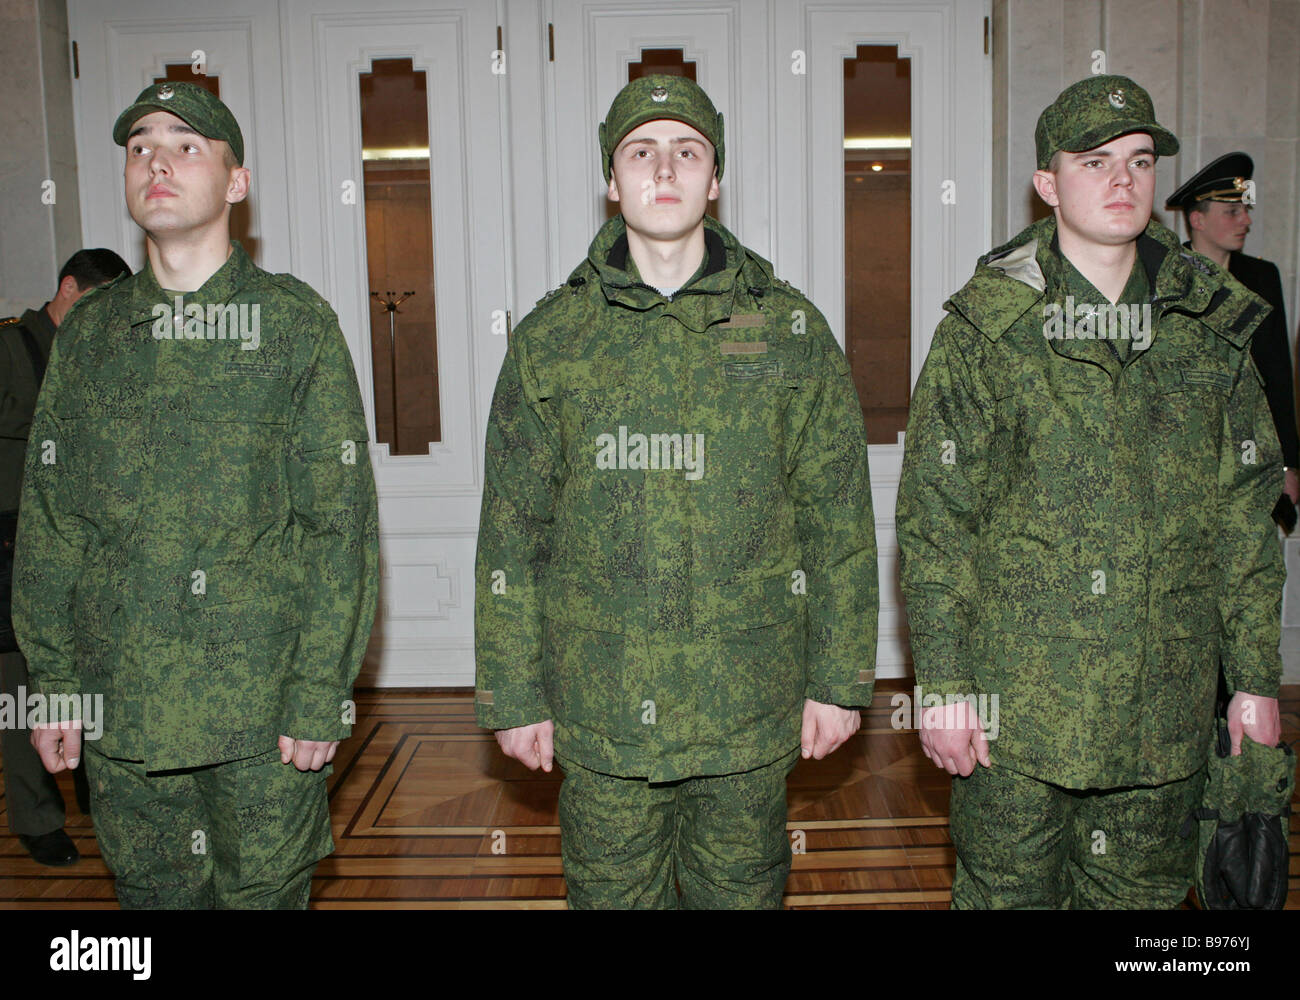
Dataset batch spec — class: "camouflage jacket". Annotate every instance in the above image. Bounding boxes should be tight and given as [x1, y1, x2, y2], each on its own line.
[13, 243, 379, 770]
[897, 215, 1283, 789]
[475, 215, 877, 782]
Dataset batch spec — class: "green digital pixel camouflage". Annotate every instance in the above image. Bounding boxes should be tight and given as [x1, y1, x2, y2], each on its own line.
[85, 746, 333, 909]
[558, 746, 799, 909]
[897, 215, 1283, 789]
[949, 761, 1203, 908]
[475, 214, 877, 783]
[12, 242, 379, 770]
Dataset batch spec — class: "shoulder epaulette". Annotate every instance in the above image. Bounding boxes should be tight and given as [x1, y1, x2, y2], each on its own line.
[534, 285, 567, 309]
[265, 271, 335, 317]
[1181, 251, 1218, 277]
[0, 316, 19, 326]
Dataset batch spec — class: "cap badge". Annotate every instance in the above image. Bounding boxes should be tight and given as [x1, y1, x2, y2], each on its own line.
[1107, 88, 1126, 110]
[650, 86, 668, 102]
[158, 83, 174, 100]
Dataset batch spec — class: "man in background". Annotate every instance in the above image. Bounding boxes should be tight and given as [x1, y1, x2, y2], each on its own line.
[1, 248, 129, 866]
[1167, 153, 1299, 510]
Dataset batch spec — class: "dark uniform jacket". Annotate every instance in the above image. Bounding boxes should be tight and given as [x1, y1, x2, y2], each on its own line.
[898, 216, 1283, 789]
[1, 306, 56, 512]
[475, 215, 877, 782]
[1179, 243, 1296, 467]
[1229, 251, 1296, 467]
[12, 243, 380, 770]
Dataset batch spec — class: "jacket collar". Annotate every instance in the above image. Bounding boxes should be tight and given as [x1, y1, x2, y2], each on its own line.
[946, 215, 1265, 353]
[123, 241, 258, 327]
[19, 304, 57, 345]
[569, 215, 774, 332]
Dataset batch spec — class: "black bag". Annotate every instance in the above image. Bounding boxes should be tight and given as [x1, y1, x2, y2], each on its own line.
[1181, 674, 1295, 909]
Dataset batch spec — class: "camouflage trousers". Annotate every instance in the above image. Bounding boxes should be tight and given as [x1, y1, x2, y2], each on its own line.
[85, 745, 334, 909]
[558, 747, 800, 909]
[949, 762, 1205, 909]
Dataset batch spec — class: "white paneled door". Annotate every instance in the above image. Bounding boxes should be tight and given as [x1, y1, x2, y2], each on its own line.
[280, 0, 508, 685]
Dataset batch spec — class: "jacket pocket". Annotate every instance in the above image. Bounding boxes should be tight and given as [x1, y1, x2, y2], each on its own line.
[968, 627, 1103, 765]
[542, 616, 644, 748]
[180, 381, 292, 520]
[171, 592, 302, 734]
[973, 537, 1108, 639]
[1147, 632, 1219, 746]
[180, 593, 303, 642]
[182, 378, 291, 425]
[53, 382, 146, 514]
[539, 576, 634, 634]
[1152, 545, 1222, 638]
[698, 615, 804, 735]
[695, 572, 803, 633]
[557, 368, 630, 468]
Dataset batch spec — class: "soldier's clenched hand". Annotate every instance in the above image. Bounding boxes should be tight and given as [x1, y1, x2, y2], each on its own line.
[496, 720, 554, 772]
[1226, 692, 1281, 755]
[801, 700, 861, 760]
[919, 700, 991, 776]
[30, 720, 81, 773]
[278, 735, 339, 771]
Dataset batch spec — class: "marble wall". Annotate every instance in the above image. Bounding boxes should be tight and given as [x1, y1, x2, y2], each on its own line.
[993, 0, 1299, 334]
[0, 0, 82, 318]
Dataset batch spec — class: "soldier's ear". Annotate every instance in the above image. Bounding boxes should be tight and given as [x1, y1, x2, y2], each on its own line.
[226, 165, 251, 205]
[607, 172, 621, 203]
[57, 274, 82, 300]
[1031, 169, 1060, 208]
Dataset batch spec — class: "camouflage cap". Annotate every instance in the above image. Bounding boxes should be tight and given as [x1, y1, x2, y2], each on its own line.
[113, 81, 244, 166]
[599, 74, 724, 182]
[1035, 75, 1178, 170]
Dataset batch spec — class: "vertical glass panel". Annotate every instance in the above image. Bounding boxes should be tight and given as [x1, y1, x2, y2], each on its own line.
[154, 64, 219, 98]
[360, 57, 441, 454]
[627, 48, 697, 82]
[844, 46, 911, 445]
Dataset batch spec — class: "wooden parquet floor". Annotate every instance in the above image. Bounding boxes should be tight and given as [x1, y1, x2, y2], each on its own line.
[2, 681, 1297, 909]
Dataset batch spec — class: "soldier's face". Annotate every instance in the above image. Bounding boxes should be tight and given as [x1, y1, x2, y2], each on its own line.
[1033, 132, 1156, 247]
[123, 110, 249, 239]
[608, 119, 719, 242]
[1190, 200, 1252, 254]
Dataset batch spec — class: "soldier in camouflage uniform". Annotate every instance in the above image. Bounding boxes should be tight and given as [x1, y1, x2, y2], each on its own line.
[13, 82, 379, 908]
[475, 75, 877, 908]
[897, 75, 1284, 908]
